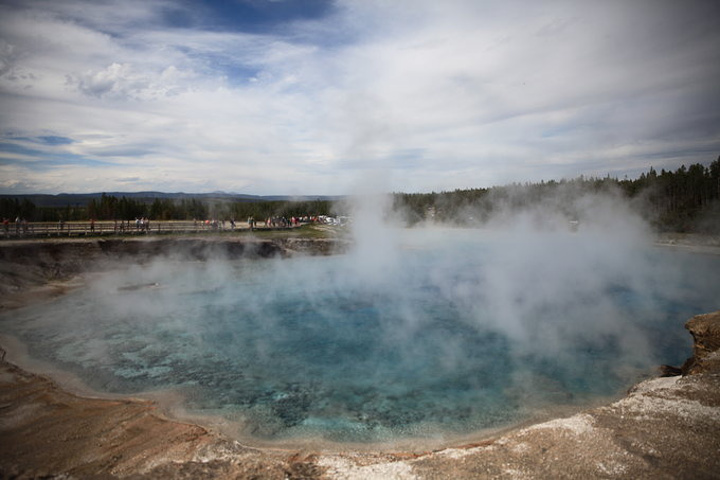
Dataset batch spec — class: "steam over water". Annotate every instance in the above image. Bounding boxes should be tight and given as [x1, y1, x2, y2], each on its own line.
[2, 228, 720, 443]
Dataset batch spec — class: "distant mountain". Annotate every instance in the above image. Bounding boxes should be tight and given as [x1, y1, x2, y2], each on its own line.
[0, 192, 344, 208]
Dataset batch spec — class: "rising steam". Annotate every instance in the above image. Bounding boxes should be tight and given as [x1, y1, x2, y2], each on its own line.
[2, 187, 719, 443]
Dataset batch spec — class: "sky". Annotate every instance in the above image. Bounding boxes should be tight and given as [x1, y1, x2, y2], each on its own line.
[1, 0, 719, 196]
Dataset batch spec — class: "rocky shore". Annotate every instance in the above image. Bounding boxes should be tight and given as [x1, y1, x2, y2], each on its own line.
[1, 238, 719, 479]
[0, 236, 346, 305]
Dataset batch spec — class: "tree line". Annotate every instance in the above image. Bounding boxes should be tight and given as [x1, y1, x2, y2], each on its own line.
[0, 192, 335, 224]
[393, 156, 720, 232]
[1, 156, 718, 232]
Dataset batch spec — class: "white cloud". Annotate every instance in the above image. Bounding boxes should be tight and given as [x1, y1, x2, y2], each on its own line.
[0, 0, 718, 194]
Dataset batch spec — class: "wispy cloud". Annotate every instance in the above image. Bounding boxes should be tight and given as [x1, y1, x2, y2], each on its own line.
[1, 0, 718, 194]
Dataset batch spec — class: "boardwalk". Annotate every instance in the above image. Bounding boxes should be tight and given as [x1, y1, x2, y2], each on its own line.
[1, 220, 295, 239]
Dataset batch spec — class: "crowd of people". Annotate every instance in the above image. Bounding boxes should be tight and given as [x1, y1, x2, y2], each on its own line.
[0, 214, 338, 238]
[2, 216, 30, 236]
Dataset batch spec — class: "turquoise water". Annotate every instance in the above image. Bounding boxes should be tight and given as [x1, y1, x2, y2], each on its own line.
[2, 230, 719, 442]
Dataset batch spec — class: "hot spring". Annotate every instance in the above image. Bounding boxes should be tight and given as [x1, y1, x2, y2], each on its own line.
[2, 228, 719, 445]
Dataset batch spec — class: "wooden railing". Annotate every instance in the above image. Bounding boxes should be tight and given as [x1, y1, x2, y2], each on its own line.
[0, 220, 297, 239]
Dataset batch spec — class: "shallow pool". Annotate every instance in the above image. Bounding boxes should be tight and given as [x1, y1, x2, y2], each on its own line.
[2, 229, 719, 443]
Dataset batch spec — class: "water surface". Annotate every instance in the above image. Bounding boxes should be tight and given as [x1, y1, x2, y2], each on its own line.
[2, 229, 718, 443]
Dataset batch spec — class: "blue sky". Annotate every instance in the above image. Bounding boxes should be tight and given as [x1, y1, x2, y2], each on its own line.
[1, 0, 719, 195]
